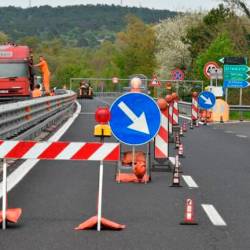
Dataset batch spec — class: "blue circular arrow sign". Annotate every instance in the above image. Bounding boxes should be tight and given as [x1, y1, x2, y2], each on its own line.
[198, 91, 216, 110]
[110, 93, 161, 145]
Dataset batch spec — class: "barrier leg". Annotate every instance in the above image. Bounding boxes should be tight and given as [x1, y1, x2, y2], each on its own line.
[2, 159, 7, 230]
[97, 161, 104, 232]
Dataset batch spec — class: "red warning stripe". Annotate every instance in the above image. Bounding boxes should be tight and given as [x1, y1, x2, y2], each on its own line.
[5, 141, 36, 159]
[104, 145, 120, 161]
[38, 142, 70, 159]
[158, 127, 168, 142]
[71, 143, 102, 160]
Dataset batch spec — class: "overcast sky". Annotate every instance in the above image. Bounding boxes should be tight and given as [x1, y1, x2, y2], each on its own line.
[0, 0, 224, 11]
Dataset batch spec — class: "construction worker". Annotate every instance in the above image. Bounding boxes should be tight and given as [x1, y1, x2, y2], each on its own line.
[32, 84, 42, 98]
[34, 56, 51, 95]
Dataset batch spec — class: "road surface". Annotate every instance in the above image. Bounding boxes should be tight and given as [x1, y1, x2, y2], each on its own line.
[0, 98, 249, 250]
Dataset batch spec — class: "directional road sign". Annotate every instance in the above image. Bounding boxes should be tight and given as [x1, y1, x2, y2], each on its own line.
[198, 91, 216, 110]
[223, 64, 250, 88]
[224, 80, 250, 88]
[110, 93, 161, 145]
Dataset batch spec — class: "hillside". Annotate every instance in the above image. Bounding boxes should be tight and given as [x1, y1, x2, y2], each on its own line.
[0, 5, 177, 47]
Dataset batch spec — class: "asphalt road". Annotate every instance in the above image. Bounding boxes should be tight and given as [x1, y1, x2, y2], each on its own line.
[0, 98, 250, 250]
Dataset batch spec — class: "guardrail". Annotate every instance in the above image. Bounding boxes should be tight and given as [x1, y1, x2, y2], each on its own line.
[94, 92, 123, 98]
[0, 90, 76, 140]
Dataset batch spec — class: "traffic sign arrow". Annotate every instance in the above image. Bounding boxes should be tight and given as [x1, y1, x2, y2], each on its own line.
[200, 95, 212, 105]
[219, 58, 224, 64]
[118, 101, 150, 134]
[224, 65, 250, 73]
[223, 80, 250, 88]
[224, 72, 250, 81]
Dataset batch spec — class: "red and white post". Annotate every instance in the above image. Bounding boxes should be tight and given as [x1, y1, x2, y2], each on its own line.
[172, 95, 179, 126]
[155, 101, 169, 159]
[191, 92, 199, 125]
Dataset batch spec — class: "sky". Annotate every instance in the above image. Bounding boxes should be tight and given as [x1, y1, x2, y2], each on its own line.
[0, 0, 223, 11]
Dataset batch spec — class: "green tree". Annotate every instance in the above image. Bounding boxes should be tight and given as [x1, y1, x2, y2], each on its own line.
[115, 15, 157, 78]
[0, 31, 8, 44]
[194, 32, 238, 80]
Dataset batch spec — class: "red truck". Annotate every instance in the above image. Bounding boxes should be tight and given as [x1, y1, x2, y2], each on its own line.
[0, 44, 34, 97]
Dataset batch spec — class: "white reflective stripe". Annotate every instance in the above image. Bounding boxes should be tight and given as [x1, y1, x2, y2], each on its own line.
[88, 143, 118, 161]
[192, 109, 198, 118]
[0, 141, 19, 158]
[174, 101, 178, 109]
[161, 114, 168, 129]
[169, 106, 173, 115]
[22, 142, 52, 159]
[202, 204, 227, 226]
[155, 135, 168, 156]
[56, 143, 85, 160]
[173, 113, 178, 122]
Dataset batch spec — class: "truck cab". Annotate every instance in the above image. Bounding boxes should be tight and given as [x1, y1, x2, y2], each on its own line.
[0, 44, 34, 97]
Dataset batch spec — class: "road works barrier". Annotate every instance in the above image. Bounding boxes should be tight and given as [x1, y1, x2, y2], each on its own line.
[0, 140, 122, 231]
[191, 93, 199, 123]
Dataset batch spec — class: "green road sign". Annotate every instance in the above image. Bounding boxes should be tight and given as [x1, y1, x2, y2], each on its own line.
[224, 65, 250, 74]
[224, 72, 249, 81]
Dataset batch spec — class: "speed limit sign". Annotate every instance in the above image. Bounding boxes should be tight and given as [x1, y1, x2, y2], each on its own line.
[203, 62, 219, 79]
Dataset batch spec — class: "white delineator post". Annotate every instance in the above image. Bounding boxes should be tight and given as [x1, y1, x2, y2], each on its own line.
[2, 159, 7, 230]
[155, 106, 169, 159]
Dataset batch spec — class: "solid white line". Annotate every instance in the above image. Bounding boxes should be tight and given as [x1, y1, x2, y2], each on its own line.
[236, 134, 248, 138]
[179, 114, 191, 120]
[0, 101, 81, 198]
[182, 175, 199, 188]
[202, 204, 227, 226]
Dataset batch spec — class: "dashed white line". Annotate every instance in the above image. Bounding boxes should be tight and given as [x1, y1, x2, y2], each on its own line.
[202, 204, 227, 226]
[225, 130, 233, 134]
[236, 134, 248, 138]
[182, 175, 199, 188]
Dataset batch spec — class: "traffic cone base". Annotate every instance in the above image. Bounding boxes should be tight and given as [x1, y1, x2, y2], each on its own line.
[170, 173, 182, 187]
[75, 215, 125, 231]
[180, 221, 198, 225]
[0, 208, 22, 224]
[180, 199, 198, 225]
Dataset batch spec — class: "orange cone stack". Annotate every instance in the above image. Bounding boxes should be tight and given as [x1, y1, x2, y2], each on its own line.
[190, 121, 193, 129]
[195, 119, 199, 127]
[179, 126, 184, 137]
[180, 199, 198, 225]
[175, 133, 180, 149]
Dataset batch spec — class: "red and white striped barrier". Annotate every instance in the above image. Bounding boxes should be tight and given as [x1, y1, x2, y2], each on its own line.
[0, 140, 120, 231]
[168, 101, 173, 134]
[155, 107, 169, 159]
[173, 98, 179, 125]
[191, 96, 199, 122]
[0, 141, 120, 161]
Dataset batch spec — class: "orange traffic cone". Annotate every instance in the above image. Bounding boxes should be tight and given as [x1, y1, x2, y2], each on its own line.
[178, 144, 184, 158]
[182, 121, 187, 132]
[170, 156, 182, 187]
[180, 199, 198, 225]
[180, 127, 184, 137]
[220, 115, 224, 123]
[0, 208, 22, 225]
[75, 215, 125, 230]
[190, 121, 193, 129]
[175, 134, 180, 149]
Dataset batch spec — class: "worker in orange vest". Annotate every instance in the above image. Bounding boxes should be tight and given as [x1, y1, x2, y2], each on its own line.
[32, 84, 42, 98]
[34, 56, 51, 95]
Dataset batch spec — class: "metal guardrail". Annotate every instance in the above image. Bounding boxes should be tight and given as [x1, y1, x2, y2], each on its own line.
[0, 90, 76, 139]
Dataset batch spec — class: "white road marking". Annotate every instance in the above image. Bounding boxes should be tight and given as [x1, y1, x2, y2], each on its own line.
[236, 134, 248, 138]
[225, 130, 233, 133]
[0, 101, 81, 198]
[182, 175, 199, 188]
[202, 204, 227, 226]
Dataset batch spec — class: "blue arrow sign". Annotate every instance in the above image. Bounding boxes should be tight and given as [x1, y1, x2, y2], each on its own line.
[223, 80, 250, 88]
[198, 91, 216, 110]
[110, 93, 161, 145]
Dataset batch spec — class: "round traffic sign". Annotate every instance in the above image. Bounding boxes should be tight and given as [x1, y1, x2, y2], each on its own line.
[171, 68, 185, 81]
[110, 93, 161, 145]
[203, 62, 219, 79]
[198, 91, 216, 110]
